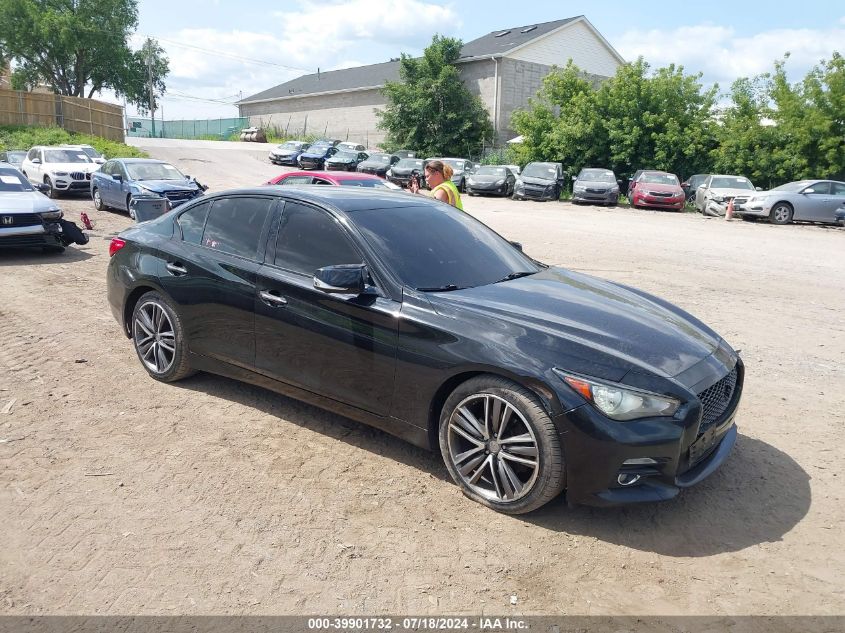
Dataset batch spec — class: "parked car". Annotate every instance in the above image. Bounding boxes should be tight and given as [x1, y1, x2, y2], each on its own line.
[91, 159, 205, 219]
[733, 180, 845, 225]
[61, 144, 105, 164]
[387, 158, 424, 188]
[695, 175, 757, 216]
[572, 168, 620, 206]
[423, 158, 475, 192]
[21, 146, 101, 198]
[336, 142, 366, 153]
[513, 162, 565, 201]
[268, 140, 310, 166]
[265, 170, 401, 190]
[681, 174, 710, 201]
[393, 149, 416, 159]
[0, 150, 27, 168]
[325, 150, 369, 172]
[466, 165, 516, 197]
[107, 186, 743, 513]
[629, 171, 685, 211]
[357, 153, 399, 177]
[297, 140, 340, 170]
[0, 164, 66, 251]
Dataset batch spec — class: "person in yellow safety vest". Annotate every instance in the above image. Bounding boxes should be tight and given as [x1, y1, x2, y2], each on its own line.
[410, 159, 463, 210]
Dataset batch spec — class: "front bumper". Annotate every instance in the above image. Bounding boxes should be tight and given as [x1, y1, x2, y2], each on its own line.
[573, 190, 618, 204]
[269, 153, 298, 165]
[49, 173, 93, 192]
[326, 163, 355, 171]
[633, 194, 684, 209]
[734, 200, 773, 218]
[514, 183, 557, 200]
[558, 360, 743, 507]
[299, 159, 324, 170]
[467, 182, 510, 196]
[0, 221, 64, 249]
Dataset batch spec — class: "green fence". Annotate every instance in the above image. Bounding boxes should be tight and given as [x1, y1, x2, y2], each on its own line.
[126, 117, 249, 140]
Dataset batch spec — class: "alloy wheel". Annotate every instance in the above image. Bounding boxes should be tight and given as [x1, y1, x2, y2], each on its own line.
[446, 394, 540, 503]
[133, 300, 176, 374]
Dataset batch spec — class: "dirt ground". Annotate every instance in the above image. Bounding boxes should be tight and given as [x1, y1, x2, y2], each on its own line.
[1, 139, 843, 618]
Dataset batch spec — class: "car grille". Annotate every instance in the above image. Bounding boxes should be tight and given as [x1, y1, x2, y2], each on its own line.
[586, 188, 607, 194]
[0, 213, 41, 227]
[163, 191, 194, 202]
[648, 191, 673, 197]
[523, 184, 552, 198]
[70, 172, 91, 181]
[697, 365, 739, 434]
[732, 197, 749, 205]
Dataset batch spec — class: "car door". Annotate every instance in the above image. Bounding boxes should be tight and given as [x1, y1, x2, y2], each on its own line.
[799, 181, 831, 221]
[97, 161, 117, 206]
[253, 199, 399, 416]
[827, 182, 845, 222]
[158, 195, 276, 369]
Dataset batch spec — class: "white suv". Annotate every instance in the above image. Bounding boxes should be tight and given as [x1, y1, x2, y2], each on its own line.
[21, 146, 101, 198]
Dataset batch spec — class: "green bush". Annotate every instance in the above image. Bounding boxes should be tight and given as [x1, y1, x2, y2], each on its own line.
[0, 125, 147, 158]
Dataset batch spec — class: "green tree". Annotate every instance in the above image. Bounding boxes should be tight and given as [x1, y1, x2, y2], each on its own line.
[0, 0, 168, 112]
[377, 35, 493, 157]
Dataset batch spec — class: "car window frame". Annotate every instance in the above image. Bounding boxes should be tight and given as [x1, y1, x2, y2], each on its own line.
[803, 181, 831, 195]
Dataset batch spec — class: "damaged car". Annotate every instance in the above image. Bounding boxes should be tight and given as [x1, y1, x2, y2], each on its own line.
[695, 175, 757, 216]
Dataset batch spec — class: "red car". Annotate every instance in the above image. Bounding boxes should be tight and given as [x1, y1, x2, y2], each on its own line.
[629, 171, 686, 210]
[265, 170, 401, 190]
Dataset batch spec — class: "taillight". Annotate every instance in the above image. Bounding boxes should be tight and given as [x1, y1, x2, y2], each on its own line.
[109, 237, 126, 257]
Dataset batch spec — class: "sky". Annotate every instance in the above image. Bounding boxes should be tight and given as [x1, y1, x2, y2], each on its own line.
[116, 0, 845, 120]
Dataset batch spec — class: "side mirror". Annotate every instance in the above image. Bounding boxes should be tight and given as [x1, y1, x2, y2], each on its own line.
[697, 184, 706, 190]
[571, 175, 577, 181]
[314, 264, 367, 294]
[755, 186, 763, 191]
[35, 183, 50, 194]
[617, 178, 623, 184]
[32, 158, 42, 164]
[184, 174, 191, 180]
[509, 241, 523, 252]
[112, 174, 123, 182]
[803, 188, 815, 194]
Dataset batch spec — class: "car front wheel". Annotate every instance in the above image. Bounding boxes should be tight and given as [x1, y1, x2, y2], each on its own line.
[770, 202, 793, 225]
[131, 291, 194, 382]
[439, 375, 565, 514]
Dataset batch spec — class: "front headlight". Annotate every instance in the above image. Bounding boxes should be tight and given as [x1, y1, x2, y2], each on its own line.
[553, 370, 680, 421]
[39, 209, 63, 221]
[53, 171, 69, 177]
[574, 184, 586, 192]
[467, 178, 476, 185]
[711, 196, 724, 203]
[495, 179, 505, 186]
[134, 185, 161, 197]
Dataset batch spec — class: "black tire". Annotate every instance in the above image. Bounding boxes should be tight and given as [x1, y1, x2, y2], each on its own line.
[439, 375, 565, 514]
[92, 187, 105, 211]
[44, 176, 58, 199]
[126, 195, 136, 220]
[42, 245, 65, 254]
[131, 291, 194, 382]
[769, 202, 793, 225]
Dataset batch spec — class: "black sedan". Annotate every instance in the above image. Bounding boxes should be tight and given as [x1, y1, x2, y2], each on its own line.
[357, 153, 399, 177]
[107, 187, 742, 513]
[325, 150, 369, 172]
[466, 165, 516, 196]
[387, 158, 424, 188]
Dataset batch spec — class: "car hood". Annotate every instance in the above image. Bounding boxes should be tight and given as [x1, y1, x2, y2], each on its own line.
[134, 180, 199, 193]
[43, 162, 99, 173]
[391, 166, 419, 175]
[360, 162, 388, 169]
[519, 175, 555, 185]
[707, 187, 755, 198]
[576, 181, 615, 189]
[300, 150, 330, 159]
[638, 182, 682, 194]
[0, 191, 57, 213]
[272, 148, 302, 156]
[427, 267, 721, 381]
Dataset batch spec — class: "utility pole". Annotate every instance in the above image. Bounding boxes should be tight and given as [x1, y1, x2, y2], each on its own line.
[146, 40, 156, 138]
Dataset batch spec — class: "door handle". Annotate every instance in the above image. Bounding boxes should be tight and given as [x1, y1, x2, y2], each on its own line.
[165, 262, 188, 276]
[259, 290, 288, 307]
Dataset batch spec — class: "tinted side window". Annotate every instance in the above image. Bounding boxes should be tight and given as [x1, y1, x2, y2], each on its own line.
[202, 197, 272, 260]
[807, 181, 831, 195]
[831, 182, 845, 197]
[177, 201, 210, 244]
[274, 202, 362, 275]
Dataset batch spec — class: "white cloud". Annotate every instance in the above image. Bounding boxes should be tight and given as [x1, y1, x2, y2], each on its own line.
[616, 20, 845, 88]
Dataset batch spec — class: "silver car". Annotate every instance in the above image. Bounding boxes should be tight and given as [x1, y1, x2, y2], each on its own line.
[734, 180, 845, 225]
[0, 163, 66, 251]
[695, 174, 757, 216]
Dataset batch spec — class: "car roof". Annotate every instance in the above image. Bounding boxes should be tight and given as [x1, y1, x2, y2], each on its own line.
[201, 185, 427, 212]
[277, 170, 382, 181]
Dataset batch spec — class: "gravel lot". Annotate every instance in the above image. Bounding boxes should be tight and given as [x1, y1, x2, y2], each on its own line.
[1, 139, 843, 618]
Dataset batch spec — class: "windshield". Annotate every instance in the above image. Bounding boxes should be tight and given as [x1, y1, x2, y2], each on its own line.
[522, 163, 558, 179]
[350, 203, 540, 290]
[79, 147, 102, 159]
[366, 154, 391, 163]
[476, 166, 507, 176]
[126, 162, 185, 181]
[0, 168, 34, 192]
[280, 141, 303, 150]
[396, 159, 423, 170]
[338, 179, 397, 189]
[44, 150, 92, 164]
[332, 151, 358, 161]
[772, 181, 812, 192]
[640, 172, 679, 185]
[3, 151, 25, 165]
[443, 159, 467, 172]
[710, 176, 753, 190]
[307, 143, 330, 154]
[578, 169, 615, 183]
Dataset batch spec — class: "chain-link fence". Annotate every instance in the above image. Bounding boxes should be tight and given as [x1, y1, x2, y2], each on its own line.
[126, 117, 249, 140]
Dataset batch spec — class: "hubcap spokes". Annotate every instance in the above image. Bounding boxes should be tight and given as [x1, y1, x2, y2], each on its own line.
[448, 394, 539, 503]
[134, 302, 176, 374]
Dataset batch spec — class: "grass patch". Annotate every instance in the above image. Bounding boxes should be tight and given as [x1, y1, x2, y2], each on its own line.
[0, 125, 147, 158]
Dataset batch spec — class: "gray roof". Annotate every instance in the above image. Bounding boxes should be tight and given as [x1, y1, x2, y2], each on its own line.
[239, 16, 583, 104]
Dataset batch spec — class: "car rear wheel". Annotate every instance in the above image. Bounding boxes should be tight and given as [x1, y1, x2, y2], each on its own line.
[439, 375, 565, 514]
[92, 188, 105, 210]
[131, 291, 194, 382]
[770, 202, 793, 225]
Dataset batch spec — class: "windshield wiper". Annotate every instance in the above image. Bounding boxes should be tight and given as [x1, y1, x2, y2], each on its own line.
[415, 284, 466, 292]
[494, 271, 536, 284]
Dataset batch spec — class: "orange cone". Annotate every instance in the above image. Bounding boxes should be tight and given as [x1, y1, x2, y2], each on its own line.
[725, 198, 734, 221]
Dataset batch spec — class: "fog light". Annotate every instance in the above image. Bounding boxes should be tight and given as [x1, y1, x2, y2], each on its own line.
[617, 473, 641, 486]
